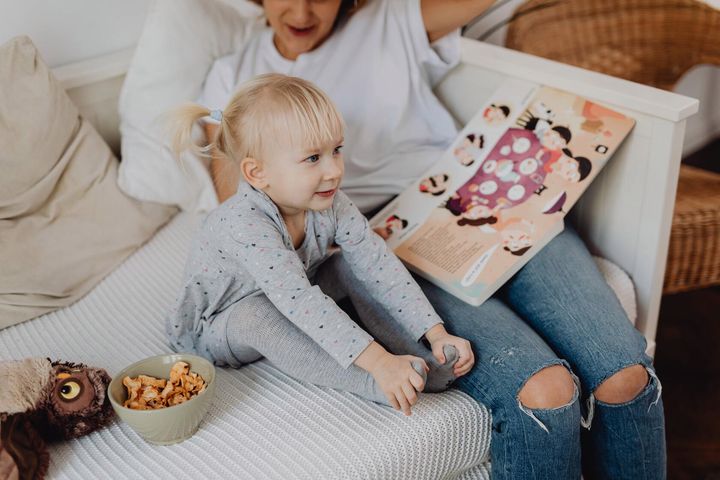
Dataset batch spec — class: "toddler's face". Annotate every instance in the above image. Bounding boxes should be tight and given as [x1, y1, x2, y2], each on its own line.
[262, 135, 345, 215]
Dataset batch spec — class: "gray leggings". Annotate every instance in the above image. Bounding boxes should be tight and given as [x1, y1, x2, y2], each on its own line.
[214, 253, 451, 405]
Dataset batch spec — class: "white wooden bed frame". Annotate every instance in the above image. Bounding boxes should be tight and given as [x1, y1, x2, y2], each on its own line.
[53, 38, 699, 356]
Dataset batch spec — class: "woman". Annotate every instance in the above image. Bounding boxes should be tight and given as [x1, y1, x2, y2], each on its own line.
[199, 1, 666, 478]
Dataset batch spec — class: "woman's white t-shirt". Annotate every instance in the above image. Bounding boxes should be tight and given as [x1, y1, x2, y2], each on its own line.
[199, 0, 461, 213]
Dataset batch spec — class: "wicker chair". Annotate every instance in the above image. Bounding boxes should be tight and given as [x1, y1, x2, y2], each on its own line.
[504, 0, 720, 293]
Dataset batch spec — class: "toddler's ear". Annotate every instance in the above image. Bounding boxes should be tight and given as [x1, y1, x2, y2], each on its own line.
[240, 157, 268, 189]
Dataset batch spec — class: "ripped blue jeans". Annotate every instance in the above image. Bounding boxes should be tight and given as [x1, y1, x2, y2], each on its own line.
[414, 225, 666, 479]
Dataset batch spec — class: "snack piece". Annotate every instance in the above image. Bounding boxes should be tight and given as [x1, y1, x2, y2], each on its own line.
[122, 361, 206, 410]
[123, 376, 142, 405]
[169, 361, 188, 384]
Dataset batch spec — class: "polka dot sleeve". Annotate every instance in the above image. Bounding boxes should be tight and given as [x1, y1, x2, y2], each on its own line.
[332, 191, 444, 341]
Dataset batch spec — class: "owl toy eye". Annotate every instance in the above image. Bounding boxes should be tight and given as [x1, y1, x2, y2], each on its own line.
[59, 380, 82, 401]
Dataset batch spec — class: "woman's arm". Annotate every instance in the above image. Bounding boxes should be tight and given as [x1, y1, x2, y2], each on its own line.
[421, 0, 496, 43]
[205, 123, 242, 203]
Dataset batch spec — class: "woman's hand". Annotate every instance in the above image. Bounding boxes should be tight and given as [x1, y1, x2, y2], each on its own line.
[424, 324, 475, 377]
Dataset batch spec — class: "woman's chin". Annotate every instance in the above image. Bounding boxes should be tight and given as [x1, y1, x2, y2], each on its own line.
[279, 42, 314, 60]
[280, 34, 317, 53]
[276, 28, 330, 58]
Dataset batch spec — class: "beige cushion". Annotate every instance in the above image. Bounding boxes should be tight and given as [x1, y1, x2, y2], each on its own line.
[0, 36, 177, 328]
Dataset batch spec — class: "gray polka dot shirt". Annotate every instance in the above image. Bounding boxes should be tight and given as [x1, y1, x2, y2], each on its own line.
[167, 181, 443, 368]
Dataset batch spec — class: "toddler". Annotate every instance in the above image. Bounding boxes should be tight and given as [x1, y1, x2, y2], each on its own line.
[166, 74, 475, 415]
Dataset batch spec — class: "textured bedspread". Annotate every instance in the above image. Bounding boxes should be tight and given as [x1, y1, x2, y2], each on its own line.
[0, 212, 492, 480]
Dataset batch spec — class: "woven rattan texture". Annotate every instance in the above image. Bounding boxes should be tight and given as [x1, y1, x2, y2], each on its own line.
[505, 0, 720, 90]
[665, 165, 720, 293]
[506, 0, 720, 293]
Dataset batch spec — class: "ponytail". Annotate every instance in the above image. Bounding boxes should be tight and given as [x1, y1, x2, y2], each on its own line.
[166, 102, 240, 167]
[214, 112, 236, 164]
[165, 73, 344, 169]
[166, 103, 215, 158]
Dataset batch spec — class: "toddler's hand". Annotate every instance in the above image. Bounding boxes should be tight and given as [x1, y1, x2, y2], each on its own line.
[370, 353, 428, 416]
[426, 326, 475, 377]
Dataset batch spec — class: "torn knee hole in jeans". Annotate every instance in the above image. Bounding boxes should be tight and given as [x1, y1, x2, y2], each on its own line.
[582, 365, 662, 430]
[516, 366, 580, 434]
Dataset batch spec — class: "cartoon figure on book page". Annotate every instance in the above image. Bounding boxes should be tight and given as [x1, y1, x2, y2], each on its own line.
[392, 86, 635, 302]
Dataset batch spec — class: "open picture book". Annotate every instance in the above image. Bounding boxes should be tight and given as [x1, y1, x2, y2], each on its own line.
[369, 78, 636, 306]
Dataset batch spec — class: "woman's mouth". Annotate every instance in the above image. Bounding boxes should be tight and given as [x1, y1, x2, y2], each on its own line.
[315, 188, 336, 198]
[287, 25, 316, 37]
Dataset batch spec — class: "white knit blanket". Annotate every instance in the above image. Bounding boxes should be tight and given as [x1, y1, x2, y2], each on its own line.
[0, 212, 492, 480]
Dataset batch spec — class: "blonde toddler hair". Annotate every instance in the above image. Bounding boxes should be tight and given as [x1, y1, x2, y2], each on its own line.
[168, 73, 344, 165]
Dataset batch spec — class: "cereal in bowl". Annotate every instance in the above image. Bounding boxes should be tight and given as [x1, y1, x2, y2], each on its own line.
[122, 361, 207, 410]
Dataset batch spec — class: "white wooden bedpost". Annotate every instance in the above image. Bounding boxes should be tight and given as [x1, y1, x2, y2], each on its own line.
[436, 39, 699, 355]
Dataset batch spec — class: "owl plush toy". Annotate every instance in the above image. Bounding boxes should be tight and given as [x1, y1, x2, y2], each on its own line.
[0, 358, 115, 480]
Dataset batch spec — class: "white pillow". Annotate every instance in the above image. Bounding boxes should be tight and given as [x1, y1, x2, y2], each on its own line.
[118, 0, 264, 212]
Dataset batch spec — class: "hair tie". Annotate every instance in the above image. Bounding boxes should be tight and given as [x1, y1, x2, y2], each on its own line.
[210, 109, 223, 122]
